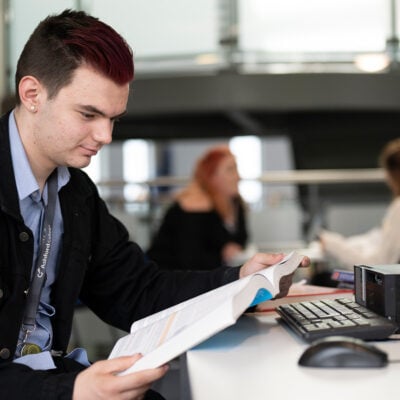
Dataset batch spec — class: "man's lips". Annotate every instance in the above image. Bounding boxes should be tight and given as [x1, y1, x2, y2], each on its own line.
[81, 145, 100, 156]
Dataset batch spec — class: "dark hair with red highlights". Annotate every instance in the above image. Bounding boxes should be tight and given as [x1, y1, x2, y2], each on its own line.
[15, 9, 134, 103]
[194, 145, 243, 219]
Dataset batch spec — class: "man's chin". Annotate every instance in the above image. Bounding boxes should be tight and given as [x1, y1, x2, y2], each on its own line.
[67, 157, 92, 169]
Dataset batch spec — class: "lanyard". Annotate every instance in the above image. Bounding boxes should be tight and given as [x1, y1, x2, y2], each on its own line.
[22, 171, 58, 336]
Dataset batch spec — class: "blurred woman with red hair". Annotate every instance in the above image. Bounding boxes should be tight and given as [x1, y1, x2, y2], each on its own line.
[147, 145, 249, 270]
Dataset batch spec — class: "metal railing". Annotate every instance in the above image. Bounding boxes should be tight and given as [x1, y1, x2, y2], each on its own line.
[96, 168, 385, 191]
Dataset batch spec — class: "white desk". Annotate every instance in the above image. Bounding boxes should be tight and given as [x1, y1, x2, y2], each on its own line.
[185, 311, 400, 400]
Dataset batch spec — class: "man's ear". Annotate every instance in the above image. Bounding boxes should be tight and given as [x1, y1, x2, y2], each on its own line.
[18, 75, 44, 113]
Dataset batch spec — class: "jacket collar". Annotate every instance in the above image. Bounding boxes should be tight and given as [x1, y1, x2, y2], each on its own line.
[0, 111, 22, 220]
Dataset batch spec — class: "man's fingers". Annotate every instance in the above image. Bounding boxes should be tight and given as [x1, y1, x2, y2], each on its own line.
[98, 354, 143, 374]
[300, 256, 311, 268]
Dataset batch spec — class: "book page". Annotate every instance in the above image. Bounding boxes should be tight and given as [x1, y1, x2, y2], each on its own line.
[110, 277, 250, 358]
[129, 275, 251, 335]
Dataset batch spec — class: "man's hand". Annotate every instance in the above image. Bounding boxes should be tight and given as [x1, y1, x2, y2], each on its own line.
[73, 354, 168, 400]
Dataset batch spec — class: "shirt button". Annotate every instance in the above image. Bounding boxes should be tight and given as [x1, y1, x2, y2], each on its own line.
[19, 232, 30, 242]
[0, 348, 10, 360]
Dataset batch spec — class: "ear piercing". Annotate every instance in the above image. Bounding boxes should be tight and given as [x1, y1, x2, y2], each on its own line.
[30, 105, 36, 112]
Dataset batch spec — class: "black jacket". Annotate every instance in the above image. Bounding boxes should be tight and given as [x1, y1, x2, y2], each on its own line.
[0, 111, 240, 399]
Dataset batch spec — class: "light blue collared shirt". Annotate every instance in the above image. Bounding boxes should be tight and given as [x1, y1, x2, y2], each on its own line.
[8, 111, 75, 361]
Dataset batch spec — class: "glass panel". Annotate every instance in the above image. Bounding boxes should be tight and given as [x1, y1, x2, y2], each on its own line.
[83, 0, 219, 57]
[239, 0, 389, 54]
[7, 0, 220, 83]
[6, 0, 398, 76]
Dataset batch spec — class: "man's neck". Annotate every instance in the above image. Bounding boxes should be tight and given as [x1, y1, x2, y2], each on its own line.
[14, 107, 54, 192]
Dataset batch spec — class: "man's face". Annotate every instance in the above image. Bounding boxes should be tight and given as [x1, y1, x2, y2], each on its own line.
[32, 65, 129, 170]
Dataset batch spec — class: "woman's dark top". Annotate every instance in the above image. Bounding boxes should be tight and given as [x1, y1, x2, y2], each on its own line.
[147, 199, 248, 270]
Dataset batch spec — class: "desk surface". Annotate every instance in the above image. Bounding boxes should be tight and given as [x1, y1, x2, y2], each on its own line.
[186, 306, 400, 400]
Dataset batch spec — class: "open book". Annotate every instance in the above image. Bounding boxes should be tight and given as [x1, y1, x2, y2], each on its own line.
[108, 251, 304, 374]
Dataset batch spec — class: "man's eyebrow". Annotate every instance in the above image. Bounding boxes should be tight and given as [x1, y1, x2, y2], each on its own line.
[79, 105, 127, 119]
[113, 110, 127, 120]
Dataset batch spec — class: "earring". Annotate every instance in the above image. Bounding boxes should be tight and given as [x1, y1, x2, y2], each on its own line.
[30, 105, 36, 112]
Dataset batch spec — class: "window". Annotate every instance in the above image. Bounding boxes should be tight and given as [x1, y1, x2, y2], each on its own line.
[239, 0, 387, 54]
[230, 135, 262, 203]
[6, 0, 397, 80]
[123, 139, 154, 202]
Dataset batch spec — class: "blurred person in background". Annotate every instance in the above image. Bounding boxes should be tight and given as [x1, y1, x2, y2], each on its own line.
[318, 138, 400, 270]
[147, 145, 252, 270]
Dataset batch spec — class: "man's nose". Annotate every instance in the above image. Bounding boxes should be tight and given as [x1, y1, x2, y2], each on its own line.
[93, 120, 113, 144]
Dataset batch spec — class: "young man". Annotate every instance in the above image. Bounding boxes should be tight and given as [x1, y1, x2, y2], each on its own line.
[0, 9, 308, 399]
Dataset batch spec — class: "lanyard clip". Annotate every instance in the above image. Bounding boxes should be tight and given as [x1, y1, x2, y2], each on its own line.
[22, 324, 36, 343]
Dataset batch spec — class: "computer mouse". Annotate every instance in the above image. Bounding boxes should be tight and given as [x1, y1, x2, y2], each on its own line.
[298, 336, 388, 368]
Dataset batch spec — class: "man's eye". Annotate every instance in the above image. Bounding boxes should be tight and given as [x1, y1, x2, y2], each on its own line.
[81, 112, 95, 119]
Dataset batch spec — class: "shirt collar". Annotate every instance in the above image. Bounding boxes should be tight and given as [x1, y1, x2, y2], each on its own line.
[9, 110, 70, 201]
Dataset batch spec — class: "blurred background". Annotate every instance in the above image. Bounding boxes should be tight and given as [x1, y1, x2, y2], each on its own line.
[1, 0, 400, 372]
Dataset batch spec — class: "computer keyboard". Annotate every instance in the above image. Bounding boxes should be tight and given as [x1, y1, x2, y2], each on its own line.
[276, 297, 398, 342]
